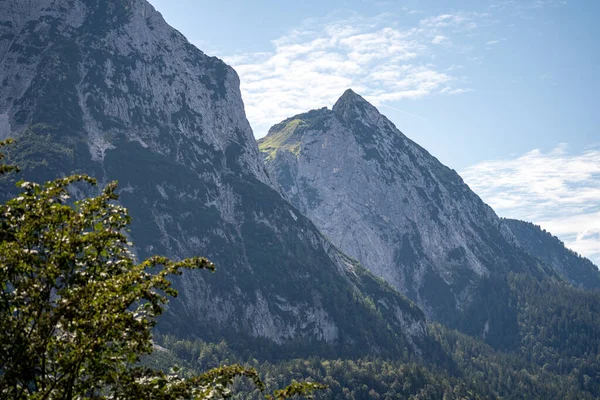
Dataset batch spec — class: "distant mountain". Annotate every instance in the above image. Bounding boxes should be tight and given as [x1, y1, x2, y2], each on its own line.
[504, 218, 600, 290]
[0, 0, 430, 358]
[259, 89, 554, 325]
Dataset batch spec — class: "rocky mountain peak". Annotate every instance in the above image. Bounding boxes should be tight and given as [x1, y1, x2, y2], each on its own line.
[261, 95, 553, 324]
[332, 89, 381, 126]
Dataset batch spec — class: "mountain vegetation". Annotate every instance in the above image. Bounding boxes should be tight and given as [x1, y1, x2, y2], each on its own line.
[148, 273, 600, 399]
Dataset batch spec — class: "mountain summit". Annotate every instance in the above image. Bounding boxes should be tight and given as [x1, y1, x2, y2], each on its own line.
[332, 89, 384, 130]
[259, 91, 554, 324]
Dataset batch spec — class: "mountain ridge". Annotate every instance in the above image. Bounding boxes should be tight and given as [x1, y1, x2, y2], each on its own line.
[504, 218, 600, 290]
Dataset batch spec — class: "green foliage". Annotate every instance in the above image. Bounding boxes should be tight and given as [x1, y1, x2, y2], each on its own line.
[258, 119, 305, 161]
[0, 139, 19, 175]
[430, 323, 595, 399]
[151, 334, 480, 399]
[0, 126, 96, 191]
[154, 323, 599, 399]
[509, 274, 600, 394]
[0, 139, 323, 399]
[444, 273, 600, 397]
[270, 381, 328, 400]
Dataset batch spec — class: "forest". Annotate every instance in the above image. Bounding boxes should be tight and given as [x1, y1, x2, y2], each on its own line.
[151, 274, 600, 399]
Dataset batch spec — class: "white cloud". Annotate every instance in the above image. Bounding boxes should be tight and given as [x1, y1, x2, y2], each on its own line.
[220, 14, 477, 136]
[485, 38, 507, 49]
[419, 13, 482, 31]
[468, 55, 485, 64]
[432, 35, 450, 44]
[440, 87, 474, 95]
[461, 145, 600, 266]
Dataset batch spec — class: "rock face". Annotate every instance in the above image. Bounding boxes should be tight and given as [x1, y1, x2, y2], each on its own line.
[0, 0, 428, 357]
[259, 89, 552, 321]
[504, 218, 600, 290]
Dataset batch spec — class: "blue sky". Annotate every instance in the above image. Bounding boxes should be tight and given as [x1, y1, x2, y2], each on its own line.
[148, 0, 600, 265]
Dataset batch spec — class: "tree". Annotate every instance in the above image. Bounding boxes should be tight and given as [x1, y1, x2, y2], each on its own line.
[0, 139, 324, 399]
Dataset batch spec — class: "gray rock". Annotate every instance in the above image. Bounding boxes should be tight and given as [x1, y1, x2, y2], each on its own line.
[260, 89, 552, 321]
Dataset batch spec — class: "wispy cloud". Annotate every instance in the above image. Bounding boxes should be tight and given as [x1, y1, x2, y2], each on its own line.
[432, 35, 450, 45]
[485, 38, 506, 46]
[221, 13, 480, 136]
[440, 87, 474, 95]
[419, 13, 482, 31]
[462, 144, 600, 265]
[488, 0, 567, 20]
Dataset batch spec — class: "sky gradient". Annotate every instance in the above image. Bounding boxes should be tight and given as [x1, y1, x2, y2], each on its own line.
[148, 0, 600, 265]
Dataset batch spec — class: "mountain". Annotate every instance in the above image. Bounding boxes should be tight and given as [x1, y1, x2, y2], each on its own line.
[0, 0, 430, 358]
[504, 218, 600, 290]
[259, 89, 554, 324]
[4, 2, 600, 397]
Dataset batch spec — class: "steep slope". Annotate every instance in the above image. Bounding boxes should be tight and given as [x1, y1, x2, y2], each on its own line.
[504, 218, 600, 290]
[259, 89, 553, 323]
[0, 0, 429, 357]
